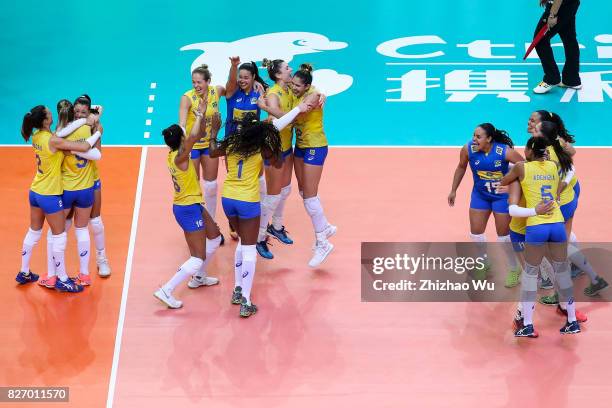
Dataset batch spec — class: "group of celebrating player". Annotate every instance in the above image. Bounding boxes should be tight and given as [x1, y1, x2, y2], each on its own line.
[448, 111, 609, 337]
[17, 95, 111, 293]
[155, 57, 336, 317]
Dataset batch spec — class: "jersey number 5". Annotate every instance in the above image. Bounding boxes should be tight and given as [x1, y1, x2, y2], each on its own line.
[75, 155, 88, 169]
[541, 185, 554, 201]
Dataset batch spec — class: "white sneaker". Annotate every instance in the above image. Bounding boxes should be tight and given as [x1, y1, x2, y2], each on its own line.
[560, 82, 582, 90]
[187, 275, 220, 289]
[97, 256, 111, 277]
[153, 288, 183, 309]
[323, 224, 337, 239]
[308, 240, 334, 268]
[533, 81, 559, 94]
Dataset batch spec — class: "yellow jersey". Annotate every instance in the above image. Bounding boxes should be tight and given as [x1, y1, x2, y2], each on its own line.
[266, 83, 295, 151]
[520, 161, 564, 226]
[293, 88, 327, 148]
[509, 195, 527, 235]
[30, 130, 64, 196]
[62, 125, 96, 191]
[222, 151, 262, 202]
[92, 161, 99, 182]
[184, 87, 220, 149]
[546, 145, 577, 205]
[167, 150, 203, 206]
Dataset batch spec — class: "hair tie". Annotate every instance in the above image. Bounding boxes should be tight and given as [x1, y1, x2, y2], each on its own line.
[548, 111, 553, 118]
[26, 112, 32, 117]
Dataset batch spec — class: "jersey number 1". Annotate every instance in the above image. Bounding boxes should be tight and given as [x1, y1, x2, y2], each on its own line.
[484, 181, 501, 194]
[237, 160, 244, 179]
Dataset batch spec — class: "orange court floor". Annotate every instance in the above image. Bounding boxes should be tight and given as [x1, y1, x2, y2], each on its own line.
[2, 146, 612, 407]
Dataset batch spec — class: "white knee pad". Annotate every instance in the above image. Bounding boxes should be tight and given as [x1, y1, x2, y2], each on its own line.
[496, 235, 511, 243]
[52, 232, 67, 252]
[75, 227, 90, 243]
[25, 228, 43, 246]
[304, 196, 322, 216]
[242, 245, 257, 263]
[204, 180, 218, 196]
[280, 185, 292, 200]
[470, 233, 486, 242]
[89, 216, 104, 234]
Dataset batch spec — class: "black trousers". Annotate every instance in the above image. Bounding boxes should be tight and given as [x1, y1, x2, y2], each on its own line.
[534, 0, 581, 86]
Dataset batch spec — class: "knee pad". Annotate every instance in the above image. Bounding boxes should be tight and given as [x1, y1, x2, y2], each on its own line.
[52, 232, 67, 252]
[520, 263, 539, 300]
[25, 228, 43, 246]
[75, 227, 90, 243]
[469, 233, 486, 243]
[241, 245, 257, 262]
[206, 235, 222, 252]
[204, 180, 218, 196]
[280, 185, 292, 200]
[553, 261, 572, 289]
[89, 216, 104, 234]
[496, 235, 511, 243]
[265, 194, 281, 211]
[304, 196, 322, 216]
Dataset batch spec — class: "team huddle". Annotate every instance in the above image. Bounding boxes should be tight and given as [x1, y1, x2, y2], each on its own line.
[154, 57, 336, 317]
[17, 95, 111, 293]
[448, 111, 609, 337]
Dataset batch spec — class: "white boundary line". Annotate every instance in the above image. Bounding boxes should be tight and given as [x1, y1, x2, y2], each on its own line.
[2, 144, 612, 149]
[105, 146, 148, 408]
[385, 62, 612, 66]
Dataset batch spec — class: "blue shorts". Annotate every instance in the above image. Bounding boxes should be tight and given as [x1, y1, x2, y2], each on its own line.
[525, 223, 567, 246]
[264, 147, 293, 166]
[93, 179, 101, 191]
[222, 197, 260, 219]
[173, 203, 204, 232]
[509, 230, 526, 252]
[190, 148, 210, 159]
[29, 190, 64, 214]
[62, 187, 95, 209]
[294, 146, 328, 166]
[470, 189, 509, 213]
[560, 181, 580, 221]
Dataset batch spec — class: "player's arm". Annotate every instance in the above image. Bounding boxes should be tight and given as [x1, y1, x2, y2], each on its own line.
[556, 164, 575, 201]
[259, 93, 285, 118]
[207, 113, 226, 158]
[50, 130, 101, 153]
[179, 95, 191, 129]
[500, 161, 524, 186]
[216, 85, 226, 97]
[225, 56, 240, 99]
[448, 146, 469, 207]
[505, 147, 524, 164]
[176, 97, 207, 170]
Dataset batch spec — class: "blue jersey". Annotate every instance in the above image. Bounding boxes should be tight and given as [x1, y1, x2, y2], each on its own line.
[225, 89, 261, 136]
[467, 141, 509, 200]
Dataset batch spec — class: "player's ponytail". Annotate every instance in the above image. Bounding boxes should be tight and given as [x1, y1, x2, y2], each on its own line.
[478, 122, 514, 148]
[539, 121, 573, 174]
[56, 99, 74, 130]
[526, 136, 549, 159]
[263, 58, 284, 82]
[536, 110, 575, 144]
[294, 63, 314, 85]
[21, 105, 46, 142]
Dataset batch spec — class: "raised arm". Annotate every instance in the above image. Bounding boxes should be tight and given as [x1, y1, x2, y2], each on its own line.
[207, 113, 226, 158]
[225, 56, 240, 99]
[175, 96, 207, 170]
[179, 95, 191, 129]
[448, 146, 469, 207]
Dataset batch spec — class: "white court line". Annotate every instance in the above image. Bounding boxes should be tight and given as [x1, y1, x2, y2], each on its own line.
[106, 146, 148, 408]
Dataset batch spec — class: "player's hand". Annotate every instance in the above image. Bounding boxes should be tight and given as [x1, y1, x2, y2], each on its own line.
[496, 185, 509, 194]
[229, 56, 241, 67]
[211, 113, 221, 132]
[547, 14, 558, 29]
[535, 200, 555, 215]
[318, 93, 327, 107]
[254, 81, 265, 95]
[448, 191, 456, 207]
[86, 113, 97, 127]
[256, 94, 268, 110]
[196, 95, 208, 115]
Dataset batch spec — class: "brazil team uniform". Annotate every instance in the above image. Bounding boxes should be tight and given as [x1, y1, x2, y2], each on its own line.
[547, 145, 580, 221]
[467, 141, 510, 213]
[520, 160, 566, 245]
[62, 125, 96, 208]
[221, 151, 262, 219]
[184, 87, 220, 159]
[264, 83, 295, 165]
[225, 88, 260, 137]
[29, 130, 64, 214]
[168, 150, 205, 232]
[92, 162, 101, 190]
[293, 88, 328, 165]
